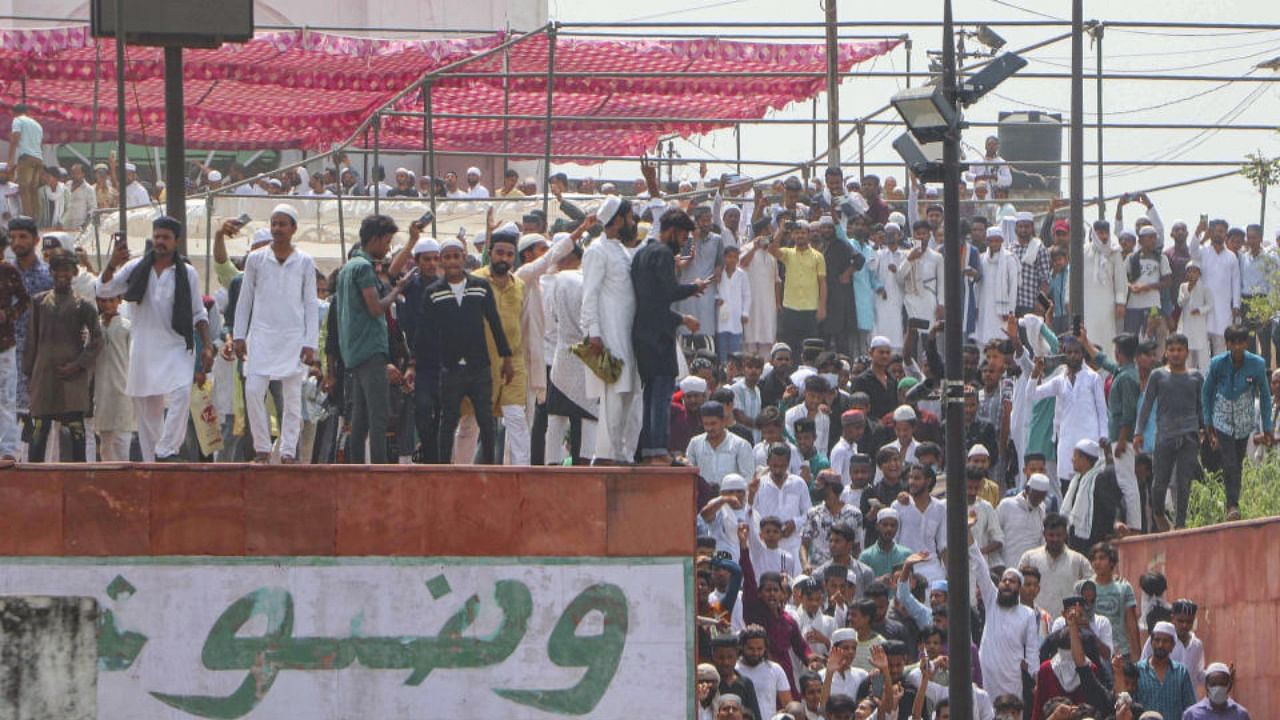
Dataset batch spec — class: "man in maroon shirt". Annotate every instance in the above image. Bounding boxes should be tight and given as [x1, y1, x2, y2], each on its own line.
[741, 538, 814, 698]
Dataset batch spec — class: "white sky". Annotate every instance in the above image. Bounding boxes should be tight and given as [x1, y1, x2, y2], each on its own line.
[548, 0, 1280, 235]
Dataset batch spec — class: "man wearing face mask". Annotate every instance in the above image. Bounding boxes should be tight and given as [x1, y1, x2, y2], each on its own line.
[1184, 662, 1250, 719]
[632, 207, 711, 463]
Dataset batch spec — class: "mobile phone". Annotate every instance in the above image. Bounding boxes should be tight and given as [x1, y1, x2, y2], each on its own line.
[1199, 213, 1209, 225]
[1037, 291, 1052, 310]
[231, 212, 251, 228]
[416, 210, 435, 228]
[908, 317, 931, 331]
[1073, 316, 1082, 337]
[112, 232, 127, 249]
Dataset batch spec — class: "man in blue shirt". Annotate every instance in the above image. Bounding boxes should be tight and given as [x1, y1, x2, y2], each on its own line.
[1129, 621, 1197, 720]
[1201, 324, 1273, 521]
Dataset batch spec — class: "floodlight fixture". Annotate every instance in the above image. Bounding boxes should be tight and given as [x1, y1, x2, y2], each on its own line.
[957, 52, 1028, 106]
[889, 85, 960, 144]
[975, 25, 1007, 50]
[892, 132, 947, 183]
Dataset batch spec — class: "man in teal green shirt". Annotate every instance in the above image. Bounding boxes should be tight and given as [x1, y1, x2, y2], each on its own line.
[858, 507, 912, 578]
[335, 214, 413, 463]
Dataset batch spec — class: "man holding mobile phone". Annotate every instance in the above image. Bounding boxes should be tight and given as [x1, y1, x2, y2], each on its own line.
[768, 220, 827, 354]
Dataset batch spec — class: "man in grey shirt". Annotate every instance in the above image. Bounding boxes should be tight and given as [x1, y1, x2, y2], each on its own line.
[1135, 333, 1204, 530]
[676, 204, 723, 353]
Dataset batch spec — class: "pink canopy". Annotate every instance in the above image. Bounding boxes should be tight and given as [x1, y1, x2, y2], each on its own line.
[0, 25, 900, 161]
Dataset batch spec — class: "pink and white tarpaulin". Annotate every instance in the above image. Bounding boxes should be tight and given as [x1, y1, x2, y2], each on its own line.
[0, 26, 899, 161]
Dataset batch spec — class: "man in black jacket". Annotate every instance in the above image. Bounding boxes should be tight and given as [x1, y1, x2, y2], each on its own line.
[423, 239, 513, 464]
[631, 207, 709, 463]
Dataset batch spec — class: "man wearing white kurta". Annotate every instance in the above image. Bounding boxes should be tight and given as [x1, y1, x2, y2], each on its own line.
[975, 227, 1019, 344]
[581, 196, 643, 463]
[98, 216, 213, 461]
[516, 232, 576, 409]
[969, 537, 1040, 700]
[1031, 336, 1109, 485]
[122, 163, 151, 209]
[1082, 219, 1123, 347]
[1197, 227, 1240, 355]
[898, 224, 944, 331]
[232, 205, 319, 463]
[872, 224, 908, 348]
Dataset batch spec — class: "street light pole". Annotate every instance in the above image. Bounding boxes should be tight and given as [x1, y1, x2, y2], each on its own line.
[1070, 0, 1085, 328]
[824, 0, 841, 164]
[941, 0, 973, 715]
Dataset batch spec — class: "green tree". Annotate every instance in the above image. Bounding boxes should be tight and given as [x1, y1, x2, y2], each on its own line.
[1240, 151, 1280, 228]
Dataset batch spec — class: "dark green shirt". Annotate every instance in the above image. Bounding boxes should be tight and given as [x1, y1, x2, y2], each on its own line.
[1108, 362, 1139, 441]
[335, 248, 387, 369]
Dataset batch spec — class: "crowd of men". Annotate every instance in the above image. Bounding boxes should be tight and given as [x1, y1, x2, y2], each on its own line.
[0, 103, 1269, 718]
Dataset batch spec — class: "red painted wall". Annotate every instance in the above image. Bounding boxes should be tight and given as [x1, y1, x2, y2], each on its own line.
[0, 464, 695, 558]
[1116, 517, 1280, 714]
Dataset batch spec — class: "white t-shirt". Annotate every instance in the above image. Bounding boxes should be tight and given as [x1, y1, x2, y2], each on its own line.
[449, 280, 466, 305]
[736, 658, 790, 717]
[1126, 251, 1170, 310]
[820, 666, 869, 702]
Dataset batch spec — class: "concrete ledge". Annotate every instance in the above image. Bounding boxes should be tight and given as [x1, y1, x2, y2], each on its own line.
[1116, 516, 1280, 713]
[0, 464, 696, 558]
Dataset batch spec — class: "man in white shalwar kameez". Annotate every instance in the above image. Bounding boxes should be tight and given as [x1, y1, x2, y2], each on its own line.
[232, 204, 319, 463]
[740, 233, 779, 358]
[1082, 219, 1124, 348]
[581, 196, 643, 463]
[1197, 222, 1240, 355]
[1030, 335, 1109, 486]
[975, 226, 1019, 344]
[898, 222, 944, 332]
[969, 534, 1040, 700]
[515, 230, 577, 455]
[547, 252, 598, 463]
[872, 223, 908, 348]
[97, 216, 214, 461]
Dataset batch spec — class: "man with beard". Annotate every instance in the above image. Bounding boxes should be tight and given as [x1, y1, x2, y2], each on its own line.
[734, 624, 794, 717]
[968, 521, 1040, 702]
[400, 235, 441, 463]
[1017, 513, 1092, 618]
[817, 214, 858, 356]
[1008, 211, 1050, 317]
[1127, 621, 1197, 720]
[633, 207, 709, 463]
[998, 472, 1052, 570]
[581, 193, 643, 463]
[861, 447, 906, 546]
[1197, 218, 1240, 355]
[674, 205, 722, 354]
[768, 219, 827, 355]
[892, 463, 947, 583]
[709, 635, 765, 720]
[5, 217, 50, 453]
[98, 216, 215, 461]
[1030, 335, 1108, 491]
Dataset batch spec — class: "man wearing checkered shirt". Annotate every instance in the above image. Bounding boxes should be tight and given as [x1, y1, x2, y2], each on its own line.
[1008, 210, 1051, 316]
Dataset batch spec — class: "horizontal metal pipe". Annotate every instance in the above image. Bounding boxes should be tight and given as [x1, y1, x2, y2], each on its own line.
[383, 110, 1280, 132]
[434, 70, 1280, 81]
[358, 148, 1251, 168]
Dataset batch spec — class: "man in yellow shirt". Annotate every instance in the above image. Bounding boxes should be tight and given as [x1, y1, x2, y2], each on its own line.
[768, 219, 828, 353]
[468, 226, 529, 464]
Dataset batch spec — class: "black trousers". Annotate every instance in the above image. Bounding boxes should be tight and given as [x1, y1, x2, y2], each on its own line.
[437, 364, 496, 465]
[414, 379, 441, 464]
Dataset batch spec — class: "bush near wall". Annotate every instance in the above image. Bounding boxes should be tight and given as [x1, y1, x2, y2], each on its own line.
[1187, 452, 1280, 528]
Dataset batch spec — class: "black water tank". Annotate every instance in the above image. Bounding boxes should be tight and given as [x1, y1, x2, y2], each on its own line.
[997, 111, 1062, 194]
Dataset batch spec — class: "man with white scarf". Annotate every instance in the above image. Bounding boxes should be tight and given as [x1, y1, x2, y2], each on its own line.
[1060, 438, 1125, 553]
[1030, 334, 1108, 488]
[581, 194, 643, 463]
[975, 225, 1019, 344]
[232, 204, 318, 463]
[871, 222, 907, 348]
[1082, 219, 1124, 346]
[968, 519, 1040, 701]
[1008, 211, 1051, 317]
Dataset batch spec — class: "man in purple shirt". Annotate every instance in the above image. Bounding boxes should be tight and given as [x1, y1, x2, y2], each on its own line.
[1182, 662, 1251, 719]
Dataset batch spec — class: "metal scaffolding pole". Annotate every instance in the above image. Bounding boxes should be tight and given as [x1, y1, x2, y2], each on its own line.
[1070, 0, 1085, 330]
[824, 0, 840, 164]
[113, 0, 127, 239]
[425, 79, 439, 239]
[1095, 24, 1105, 221]
[502, 22, 512, 176]
[543, 23, 558, 219]
[373, 113, 381, 216]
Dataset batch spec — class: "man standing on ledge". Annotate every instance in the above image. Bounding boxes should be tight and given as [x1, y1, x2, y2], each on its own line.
[582, 193, 642, 464]
[633, 206, 709, 463]
[98, 216, 214, 461]
[233, 203, 318, 464]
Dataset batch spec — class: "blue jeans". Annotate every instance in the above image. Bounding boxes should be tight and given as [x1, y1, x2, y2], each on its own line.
[639, 374, 676, 459]
[716, 332, 743, 364]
